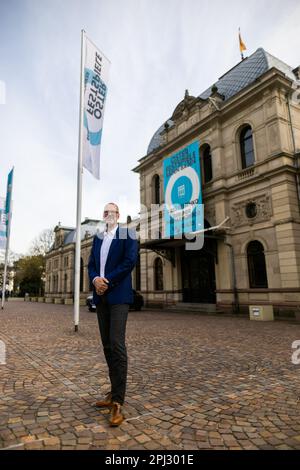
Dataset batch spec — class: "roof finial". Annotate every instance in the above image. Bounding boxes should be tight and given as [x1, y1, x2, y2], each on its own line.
[185, 89, 189, 99]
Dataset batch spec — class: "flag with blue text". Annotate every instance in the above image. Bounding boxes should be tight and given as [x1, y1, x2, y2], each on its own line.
[0, 168, 14, 250]
[5, 168, 13, 222]
[82, 36, 110, 179]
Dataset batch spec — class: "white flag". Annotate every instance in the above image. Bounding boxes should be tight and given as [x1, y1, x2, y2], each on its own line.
[82, 36, 110, 179]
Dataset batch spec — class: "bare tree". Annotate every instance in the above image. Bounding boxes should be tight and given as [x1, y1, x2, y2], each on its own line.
[0, 250, 21, 266]
[30, 228, 55, 256]
[8, 250, 22, 265]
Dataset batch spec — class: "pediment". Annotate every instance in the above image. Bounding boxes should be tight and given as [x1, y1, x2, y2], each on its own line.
[171, 90, 205, 121]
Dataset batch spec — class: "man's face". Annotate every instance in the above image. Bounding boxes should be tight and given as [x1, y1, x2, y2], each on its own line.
[103, 203, 119, 226]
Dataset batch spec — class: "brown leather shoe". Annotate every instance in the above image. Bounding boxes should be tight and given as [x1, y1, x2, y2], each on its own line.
[109, 402, 124, 427]
[95, 392, 113, 408]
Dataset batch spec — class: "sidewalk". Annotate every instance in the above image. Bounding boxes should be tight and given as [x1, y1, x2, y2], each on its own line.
[0, 301, 300, 450]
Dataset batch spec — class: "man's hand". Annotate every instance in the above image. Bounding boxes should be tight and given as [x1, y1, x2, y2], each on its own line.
[93, 277, 109, 296]
[97, 285, 108, 295]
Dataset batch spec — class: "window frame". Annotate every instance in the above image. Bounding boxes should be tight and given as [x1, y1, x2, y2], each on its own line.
[152, 174, 161, 205]
[247, 241, 268, 289]
[154, 257, 164, 291]
[202, 145, 213, 184]
[240, 125, 255, 169]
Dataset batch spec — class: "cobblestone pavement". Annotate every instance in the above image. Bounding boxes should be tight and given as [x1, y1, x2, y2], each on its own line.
[0, 301, 300, 450]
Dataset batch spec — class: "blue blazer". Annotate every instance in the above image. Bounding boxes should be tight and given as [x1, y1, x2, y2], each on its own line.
[88, 226, 138, 305]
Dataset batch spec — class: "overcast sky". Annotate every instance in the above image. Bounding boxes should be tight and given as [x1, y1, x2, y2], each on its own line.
[0, 0, 300, 255]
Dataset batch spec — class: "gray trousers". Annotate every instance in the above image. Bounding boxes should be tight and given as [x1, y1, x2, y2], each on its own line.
[96, 298, 129, 405]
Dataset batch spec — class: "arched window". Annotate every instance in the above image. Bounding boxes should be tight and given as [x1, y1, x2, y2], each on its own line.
[152, 174, 160, 204]
[240, 125, 255, 169]
[64, 274, 68, 293]
[202, 145, 213, 183]
[247, 241, 268, 288]
[158, 212, 163, 239]
[154, 257, 163, 291]
[135, 254, 141, 291]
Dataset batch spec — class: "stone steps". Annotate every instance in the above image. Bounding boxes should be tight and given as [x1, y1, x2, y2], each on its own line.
[165, 303, 225, 314]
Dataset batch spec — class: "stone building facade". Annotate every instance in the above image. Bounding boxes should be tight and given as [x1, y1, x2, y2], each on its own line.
[133, 48, 300, 315]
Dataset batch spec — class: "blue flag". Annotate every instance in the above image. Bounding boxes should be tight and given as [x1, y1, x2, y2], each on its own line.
[5, 168, 13, 229]
[0, 169, 13, 250]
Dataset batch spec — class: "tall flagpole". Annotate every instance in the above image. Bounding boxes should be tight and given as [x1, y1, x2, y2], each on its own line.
[2, 168, 14, 309]
[74, 30, 86, 332]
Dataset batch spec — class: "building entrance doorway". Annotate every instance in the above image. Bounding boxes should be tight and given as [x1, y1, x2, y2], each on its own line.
[180, 228, 216, 304]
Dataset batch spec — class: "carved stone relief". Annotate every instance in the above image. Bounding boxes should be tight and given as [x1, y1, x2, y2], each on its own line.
[231, 194, 272, 227]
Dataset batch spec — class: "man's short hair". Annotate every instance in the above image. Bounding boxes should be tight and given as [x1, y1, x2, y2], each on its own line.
[106, 202, 119, 213]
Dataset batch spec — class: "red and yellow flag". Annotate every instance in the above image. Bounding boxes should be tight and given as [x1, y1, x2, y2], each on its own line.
[239, 28, 247, 53]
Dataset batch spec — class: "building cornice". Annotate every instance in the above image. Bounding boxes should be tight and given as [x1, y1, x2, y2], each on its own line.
[201, 161, 300, 200]
[133, 69, 295, 174]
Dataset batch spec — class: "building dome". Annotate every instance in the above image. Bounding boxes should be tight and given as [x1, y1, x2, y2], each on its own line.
[146, 48, 297, 155]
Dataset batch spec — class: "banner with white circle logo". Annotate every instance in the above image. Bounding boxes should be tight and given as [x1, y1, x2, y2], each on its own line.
[163, 142, 203, 237]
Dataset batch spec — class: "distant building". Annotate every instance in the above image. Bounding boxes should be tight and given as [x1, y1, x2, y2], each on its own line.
[133, 48, 300, 315]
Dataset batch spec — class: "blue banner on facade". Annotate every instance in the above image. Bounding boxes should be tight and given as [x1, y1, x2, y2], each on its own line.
[163, 142, 203, 238]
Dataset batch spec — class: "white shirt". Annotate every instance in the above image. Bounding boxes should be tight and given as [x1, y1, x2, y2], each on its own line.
[99, 224, 118, 278]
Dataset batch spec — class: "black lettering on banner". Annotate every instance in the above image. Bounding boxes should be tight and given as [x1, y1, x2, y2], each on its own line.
[165, 146, 198, 177]
[89, 93, 96, 103]
[95, 52, 102, 65]
[86, 52, 107, 120]
[94, 109, 102, 119]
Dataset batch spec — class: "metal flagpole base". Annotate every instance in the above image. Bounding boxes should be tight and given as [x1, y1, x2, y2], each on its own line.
[75, 325, 79, 332]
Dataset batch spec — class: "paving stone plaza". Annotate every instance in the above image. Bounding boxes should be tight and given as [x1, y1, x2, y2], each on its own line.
[1, 301, 300, 450]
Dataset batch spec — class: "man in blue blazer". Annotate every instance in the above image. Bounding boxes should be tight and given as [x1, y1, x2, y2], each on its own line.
[88, 202, 138, 427]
